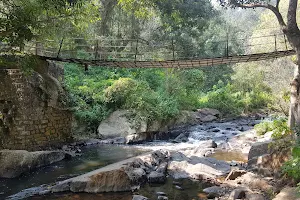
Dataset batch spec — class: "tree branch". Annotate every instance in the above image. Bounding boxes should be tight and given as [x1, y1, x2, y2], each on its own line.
[287, 0, 298, 30]
[234, 3, 286, 28]
[276, 0, 280, 9]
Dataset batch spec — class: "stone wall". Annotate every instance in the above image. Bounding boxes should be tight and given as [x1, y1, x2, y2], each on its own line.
[0, 62, 72, 150]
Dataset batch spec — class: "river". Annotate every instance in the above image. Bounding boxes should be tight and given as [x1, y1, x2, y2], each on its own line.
[1, 119, 258, 200]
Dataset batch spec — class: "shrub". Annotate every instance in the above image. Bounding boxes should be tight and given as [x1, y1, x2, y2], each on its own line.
[254, 121, 273, 135]
[254, 118, 291, 139]
[282, 145, 300, 182]
[104, 78, 180, 123]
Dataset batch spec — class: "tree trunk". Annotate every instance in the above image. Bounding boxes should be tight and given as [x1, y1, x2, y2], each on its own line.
[284, 29, 300, 134]
[288, 63, 300, 129]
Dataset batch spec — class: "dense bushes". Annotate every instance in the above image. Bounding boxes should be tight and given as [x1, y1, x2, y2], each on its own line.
[198, 82, 273, 115]
[64, 64, 206, 133]
[64, 60, 276, 134]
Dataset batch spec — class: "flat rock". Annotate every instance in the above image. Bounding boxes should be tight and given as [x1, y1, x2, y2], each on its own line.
[0, 150, 65, 178]
[168, 157, 231, 179]
[273, 187, 300, 200]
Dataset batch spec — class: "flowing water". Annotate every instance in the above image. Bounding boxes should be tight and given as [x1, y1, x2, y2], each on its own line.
[1, 119, 258, 200]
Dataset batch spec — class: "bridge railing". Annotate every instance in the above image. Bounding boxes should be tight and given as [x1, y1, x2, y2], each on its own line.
[2, 32, 293, 63]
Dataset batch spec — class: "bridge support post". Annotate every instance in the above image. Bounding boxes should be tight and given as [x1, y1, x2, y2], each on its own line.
[135, 39, 138, 62]
[57, 38, 64, 58]
[172, 39, 175, 60]
[224, 32, 229, 57]
[95, 40, 99, 60]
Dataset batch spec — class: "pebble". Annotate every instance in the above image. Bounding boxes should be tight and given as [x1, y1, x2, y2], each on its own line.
[156, 192, 166, 196]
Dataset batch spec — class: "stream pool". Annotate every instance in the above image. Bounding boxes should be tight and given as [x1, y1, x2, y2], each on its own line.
[0, 145, 147, 200]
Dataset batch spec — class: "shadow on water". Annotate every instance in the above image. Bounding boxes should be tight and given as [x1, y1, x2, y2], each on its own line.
[0, 145, 147, 199]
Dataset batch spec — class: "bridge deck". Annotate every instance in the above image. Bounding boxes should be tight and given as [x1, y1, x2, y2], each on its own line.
[42, 50, 295, 68]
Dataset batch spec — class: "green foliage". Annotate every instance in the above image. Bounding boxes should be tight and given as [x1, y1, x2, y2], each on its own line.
[64, 63, 206, 133]
[254, 121, 274, 135]
[198, 75, 273, 116]
[254, 118, 291, 139]
[283, 143, 300, 182]
[271, 118, 292, 139]
[0, 0, 99, 49]
[200, 62, 274, 115]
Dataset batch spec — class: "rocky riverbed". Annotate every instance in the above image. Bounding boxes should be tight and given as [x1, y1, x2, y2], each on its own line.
[0, 116, 294, 200]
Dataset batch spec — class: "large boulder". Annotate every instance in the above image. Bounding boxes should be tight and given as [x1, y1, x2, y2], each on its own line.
[50, 150, 170, 193]
[98, 110, 147, 139]
[196, 108, 221, 122]
[0, 150, 65, 178]
[247, 141, 291, 174]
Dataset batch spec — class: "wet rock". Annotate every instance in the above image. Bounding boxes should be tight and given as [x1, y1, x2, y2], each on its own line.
[148, 171, 166, 183]
[230, 160, 238, 166]
[156, 192, 166, 196]
[228, 188, 246, 200]
[126, 132, 154, 144]
[195, 140, 218, 150]
[172, 133, 188, 143]
[0, 150, 65, 178]
[203, 186, 225, 198]
[157, 196, 168, 200]
[225, 170, 247, 181]
[132, 195, 149, 200]
[237, 126, 244, 131]
[210, 128, 221, 132]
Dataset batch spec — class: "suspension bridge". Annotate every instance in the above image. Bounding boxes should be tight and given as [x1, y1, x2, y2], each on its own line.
[1, 31, 296, 68]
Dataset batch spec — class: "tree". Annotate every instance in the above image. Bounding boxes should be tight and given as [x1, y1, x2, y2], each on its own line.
[219, 0, 300, 130]
[0, 0, 99, 50]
